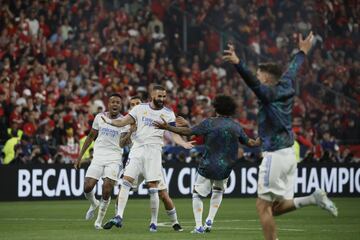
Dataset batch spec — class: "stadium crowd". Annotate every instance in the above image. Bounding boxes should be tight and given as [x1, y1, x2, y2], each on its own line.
[0, 0, 358, 165]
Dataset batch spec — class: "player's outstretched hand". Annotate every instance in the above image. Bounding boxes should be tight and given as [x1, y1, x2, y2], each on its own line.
[222, 43, 240, 64]
[182, 140, 196, 149]
[153, 117, 169, 130]
[299, 31, 314, 55]
[176, 116, 189, 127]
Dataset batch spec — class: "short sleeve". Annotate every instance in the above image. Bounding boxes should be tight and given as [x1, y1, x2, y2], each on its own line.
[128, 105, 140, 122]
[168, 111, 176, 126]
[122, 124, 130, 133]
[92, 114, 101, 130]
[190, 119, 210, 136]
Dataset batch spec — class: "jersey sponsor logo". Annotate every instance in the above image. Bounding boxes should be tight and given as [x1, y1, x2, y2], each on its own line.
[99, 127, 119, 138]
[142, 116, 155, 127]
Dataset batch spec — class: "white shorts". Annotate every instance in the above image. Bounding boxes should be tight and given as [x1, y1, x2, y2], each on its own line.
[257, 146, 297, 202]
[194, 173, 228, 197]
[133, 170, 167, 191]
[85, 160, 122, 182]
[124, 144, 163, 183]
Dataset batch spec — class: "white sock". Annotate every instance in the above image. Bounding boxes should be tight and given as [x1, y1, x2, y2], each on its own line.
[95, 197, 110, 225]
[115, 200, 118, 215]
[166, 208, 178, 225]
[294, 195, 316, 208]
[206, 189, 223, 223]
[84, 190, 97, 208]
[149, 188, 159, 225]
[115, 185, 120, 214]
[192, 193, 203, 228]
[116, 180, 132, 218]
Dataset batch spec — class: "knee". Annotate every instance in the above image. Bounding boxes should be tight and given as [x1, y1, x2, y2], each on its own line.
[102, 180, 114, 199]
[147, 181, 158, 189]
[84, 182, 94, 193]
[271, 202, 282, 216]
[256, 198, 271, 215]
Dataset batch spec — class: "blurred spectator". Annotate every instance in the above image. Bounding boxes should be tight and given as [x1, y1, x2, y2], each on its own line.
[0, 0, 358, 164]
[2, 129, 19, 164]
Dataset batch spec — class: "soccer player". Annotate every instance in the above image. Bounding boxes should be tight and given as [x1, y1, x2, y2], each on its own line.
[223, 31, 338, 240]
[154, 94, 261, 234]
[116, 95, 184, 231]
[74, 93, 129, 229]
[101, 85, 192, 232]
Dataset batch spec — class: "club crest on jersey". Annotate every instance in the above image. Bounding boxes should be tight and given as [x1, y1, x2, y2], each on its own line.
[143, 111, 148, 116]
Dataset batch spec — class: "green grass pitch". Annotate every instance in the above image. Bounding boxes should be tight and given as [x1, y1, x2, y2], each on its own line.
[0, 198, 359, 240]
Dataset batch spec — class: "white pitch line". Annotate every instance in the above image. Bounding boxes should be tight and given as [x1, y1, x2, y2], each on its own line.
[216, 227, 305, 232]
[0, 218, 84, 222]
[163, 219, 258, 224]
[157, 223, 305, 232]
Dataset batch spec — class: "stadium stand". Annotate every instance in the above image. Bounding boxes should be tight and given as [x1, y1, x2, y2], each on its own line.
[0, 0, 359, 165]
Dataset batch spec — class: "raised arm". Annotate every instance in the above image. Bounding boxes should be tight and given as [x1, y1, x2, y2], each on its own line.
[153, 117, 193, 136]
[172, 133, 195, 149]
[74, 128, 97, 169]
[102, 114, 135, 127]
[222, 43, 261, 88]
[222, 44, 275, 102]
[281, 32, 314, 86]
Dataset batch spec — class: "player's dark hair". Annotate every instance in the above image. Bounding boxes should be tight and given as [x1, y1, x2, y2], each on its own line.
[130, 95, 142, 101]
[109, 93, 122, 99]
[258, 62, 282, 80]
[152, 85, 166, 92]
[212, 95, 237, 116]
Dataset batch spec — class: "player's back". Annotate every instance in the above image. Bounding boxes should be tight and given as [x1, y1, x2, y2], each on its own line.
[196, 117, 248, 180]
[258, 80, 295, 152]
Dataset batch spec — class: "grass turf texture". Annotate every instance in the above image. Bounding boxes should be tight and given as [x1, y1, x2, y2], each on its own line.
[0, 198, 358, 240]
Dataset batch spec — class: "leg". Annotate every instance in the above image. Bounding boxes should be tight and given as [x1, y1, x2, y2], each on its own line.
[84, 177, 98, 194]
[159, 189, 182, 231]
[191, 173, 211, 233]
[84, 177, 100, 220]
[103, 175, 134, 230]
[272, 200, 296, 216]
[159, 189, 174, 211]
[115, 191, 119, 215]
[204, 187, 224, 232]
[143, 146, 164, 232]
[84, 163, 103, 220]
[148, 180, 160, 231]
[94, 177, 116, 228]
[256, 198, 277, 240]
[276, 191, 338, 217]
[192, 190, 204, 233]
[116, 175, 134, 218]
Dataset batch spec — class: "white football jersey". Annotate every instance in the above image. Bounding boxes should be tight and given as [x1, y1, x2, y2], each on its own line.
[92, 112, 129, 164]
[128, 103, 176, 148]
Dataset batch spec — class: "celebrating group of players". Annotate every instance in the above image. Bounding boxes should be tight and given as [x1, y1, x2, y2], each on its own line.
[74, 31, 337, 240]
